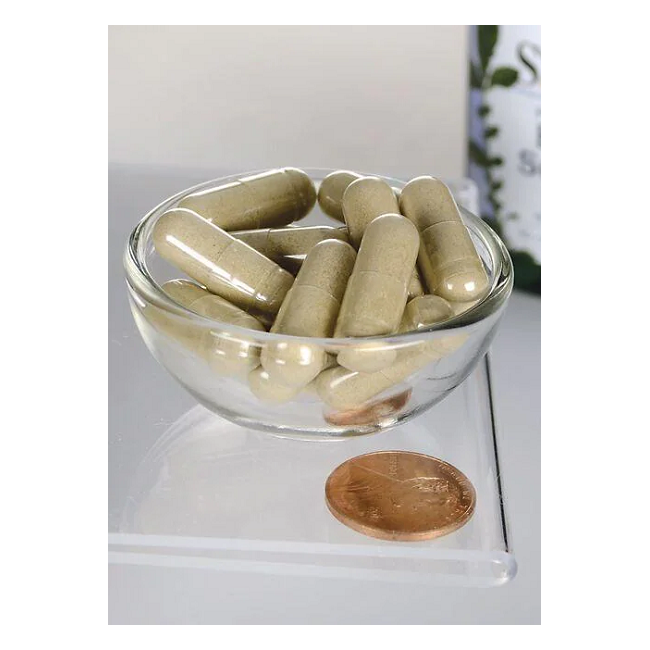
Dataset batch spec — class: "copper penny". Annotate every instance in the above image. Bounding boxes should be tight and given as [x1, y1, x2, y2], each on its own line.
[325, 451, 476, 541]
[324, 389, 412, 427]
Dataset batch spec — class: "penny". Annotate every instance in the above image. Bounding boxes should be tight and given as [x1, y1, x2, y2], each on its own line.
[325, 451, 475, 541]
[323, 389, 412, 427]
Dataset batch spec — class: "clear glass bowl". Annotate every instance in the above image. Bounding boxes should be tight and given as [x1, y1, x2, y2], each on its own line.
[124, 169, 513, 439]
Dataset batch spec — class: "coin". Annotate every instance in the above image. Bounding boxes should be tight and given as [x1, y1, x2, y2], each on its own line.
[325, 451, 475, 541]
[323, 389, 412, 427]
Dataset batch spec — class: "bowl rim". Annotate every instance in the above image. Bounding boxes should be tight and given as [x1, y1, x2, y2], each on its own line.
[123, 167, 513, 345]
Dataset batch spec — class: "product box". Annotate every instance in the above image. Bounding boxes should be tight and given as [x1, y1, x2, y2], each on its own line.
[468, 25, 541, 293]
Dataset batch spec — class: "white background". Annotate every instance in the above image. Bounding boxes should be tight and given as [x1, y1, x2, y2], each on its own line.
[109, 25, 468, 179]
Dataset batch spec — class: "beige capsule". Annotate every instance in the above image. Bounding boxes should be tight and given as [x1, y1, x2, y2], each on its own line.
[248, 367, 302, 403]
[334, 214, 419, 373]
[260, 225, 346, 276]
[317, 343, 440, 411]
[317, 171, 363, 222]
[163, 278, 208, 306]
[399, 176, 489, 302]
[449, 299, 480, 317]
[318, 171, 402, 225]
[337, 342, 398, 374]
[408, 267, 425, 299]
[300, 378, 321, 397]
[161, 280, 265, 377]
[261, 239, 357, 388]
[264, 224, 422, 293]
[318, 296, 463, 410]
[177, 167, 316, 230]
[341, 177, 401, 247]
[153, 208, 294, 324]
[335, 215, 419, 337]
[399, 294, 466, 357]
[140, 282, 205, 355]
[231, 225, 349, 263]
[400, 295, 454, 332]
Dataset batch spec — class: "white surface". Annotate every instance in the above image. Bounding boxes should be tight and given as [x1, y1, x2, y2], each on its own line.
[108, 165, 540, 623]
[108, 26, 468, 179]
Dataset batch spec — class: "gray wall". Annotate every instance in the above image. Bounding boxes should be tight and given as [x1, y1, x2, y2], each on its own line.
[109, 25, 468, 179]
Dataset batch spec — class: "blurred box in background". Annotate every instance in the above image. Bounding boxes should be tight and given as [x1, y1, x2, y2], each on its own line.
[468, 25, 541, 293]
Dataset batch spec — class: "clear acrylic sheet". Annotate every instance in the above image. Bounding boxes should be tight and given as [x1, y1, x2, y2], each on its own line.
[109, 356, 516, 587]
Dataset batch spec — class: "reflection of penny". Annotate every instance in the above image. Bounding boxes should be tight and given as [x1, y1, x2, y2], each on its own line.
[325, 451, 475, 541]
[324, 389, 411, 426]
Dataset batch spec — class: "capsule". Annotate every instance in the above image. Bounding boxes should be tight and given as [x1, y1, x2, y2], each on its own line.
[400, 295, 454, 332]
[261, 239, 357, 388]
[317, 171, 363, 222]
[153, 208, 294, 323]
[248, 367, 302, 403]
[163, 278, 208, 306]
[408, 267, 425, 299]
[317, 296, 463, 410]
[317, 345, 439, 411]
[341, 177, 400, 247]
[335, 215, 419, 337]
[140, 282, 205, 356]
[161, 279, 265, 376]
[399, 295, 465, 357]
[337, 342, 397, 374]
[255, 226, 423, 290]
[450, 299, 480, 317]
[231, 226, 349, 263]
[334, 214, 419, 373]
[178, 168, 316, 230]
[318, 171, 402, 225]
[399, 176, 489, 302]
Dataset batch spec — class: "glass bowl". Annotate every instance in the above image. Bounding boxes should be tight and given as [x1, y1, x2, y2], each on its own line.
[124, 169, 513, 439]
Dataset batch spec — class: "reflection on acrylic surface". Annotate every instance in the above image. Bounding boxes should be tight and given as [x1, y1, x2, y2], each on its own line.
[121, 406, 358, 541]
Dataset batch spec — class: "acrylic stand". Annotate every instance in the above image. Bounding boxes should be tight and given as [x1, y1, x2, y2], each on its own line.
[109, 355, 516, 587]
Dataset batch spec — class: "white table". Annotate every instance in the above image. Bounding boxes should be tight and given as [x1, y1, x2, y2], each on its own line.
[108, 164, 540, 624]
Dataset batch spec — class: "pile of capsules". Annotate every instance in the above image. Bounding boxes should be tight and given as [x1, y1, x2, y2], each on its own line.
[151, 168, 489, 421]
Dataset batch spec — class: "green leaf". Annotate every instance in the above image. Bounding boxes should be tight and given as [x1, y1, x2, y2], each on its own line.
[492, 199, 503, 213]
[470, 62, 483, 88]
[486, 218, 503, 237]
[510, 250, 541, 293]
[478, 104, 491, 117]
[491, 66, 519, 87]
[468, 140, 490, 167]
[478, 25, 498, 72]
[489, 156, 504, 167]
[491, 179, 503, 191]
[485, 126, 499, 139]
